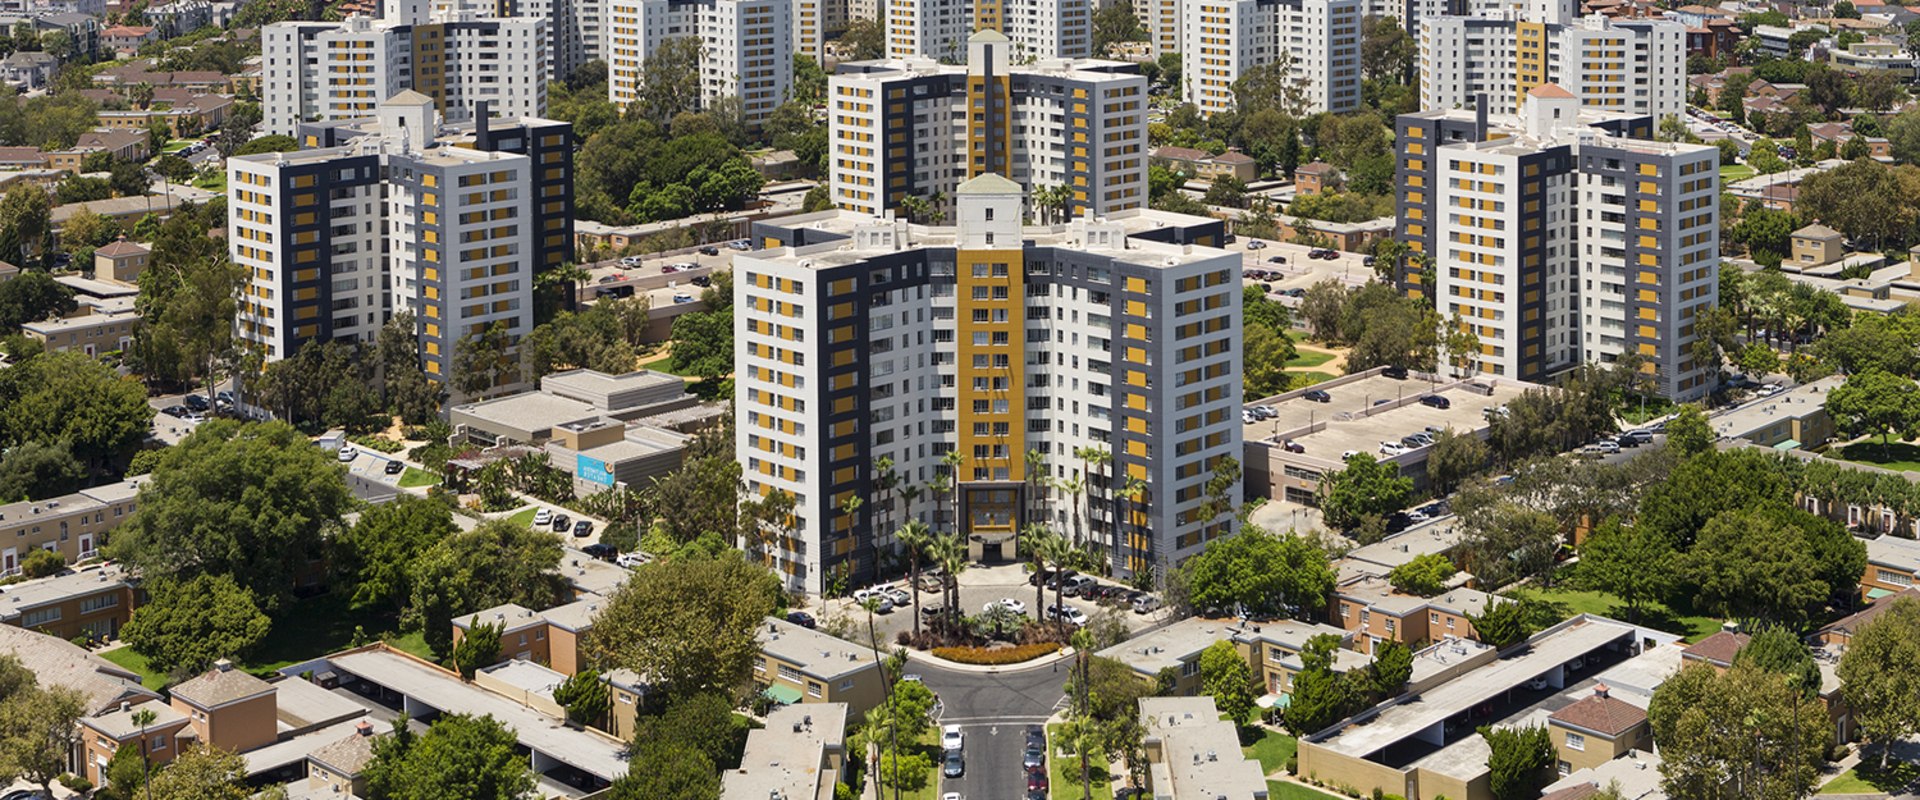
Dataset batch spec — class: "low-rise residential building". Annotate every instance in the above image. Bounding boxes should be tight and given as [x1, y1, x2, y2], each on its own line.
[1331, 576, 1494, 656]
[1678, 629, 1747, 670]
[0, 477, 143, 577]
[171, 662, 282, 754]
[1808, 121, 1892, 160]
[1, 51, 57, 90]
[755, 616, 887, 718]
[1709, 375, 1840, 451]
[97, 93, 234, 138]
[302, 720, 380, 799]
[1140, 696, 1270, 799]
[0, 625, 161, 786]
[448, 369, 701, 496]
[0, 561, 136, 641]
[1791, 222, 1846, 267]
[93, 238, 149, 283]
[1861, 534, 1920, 601]
[1546, 683, 1652, 777]
[1815, 587, 1920, 649]
[100, 24, 158, 53]
[1094, 615, 1363, 702]
[80, 700, 190, 785]
[721, 703, 849, 800]
[23, 305, 138, 357]
[1831, 39, 1914, 78]
[1150, 146, 1259, 184]
[1293, 161, 1339, 195]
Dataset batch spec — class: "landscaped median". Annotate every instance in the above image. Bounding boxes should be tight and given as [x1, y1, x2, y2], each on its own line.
[928, 641, 1061, 665]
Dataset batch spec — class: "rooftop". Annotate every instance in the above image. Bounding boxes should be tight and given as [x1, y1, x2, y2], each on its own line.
[1712, 375, 1843, 440]
[1343, 519, 1471, 571]
[1141, 697, 1269, 800]
[23, 309, 138, 336]
[331, 648, 629, 780]
[479, 658, 566, 703]
[1680, 630, 1749, 667]
[1245, 372, 1533, 469]
[1549, 687, 1648, 736]
[720, 703, 848, 800]
[307, 724, 379, 777]
[1867, 533, 1920, 569]
[1313, 617, 1637, 756]
[758, 616, 883, 683]
[1540, 749, 1665, 799]
[0, 562, 129, 619]
[82, 700, 188, 739]
[748, 207, 1232, 273]
[172, 663, 274, 709]
[0, 625, 156, 714]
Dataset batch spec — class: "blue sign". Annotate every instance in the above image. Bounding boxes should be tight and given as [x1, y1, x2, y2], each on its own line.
[577, 455, 614, 487]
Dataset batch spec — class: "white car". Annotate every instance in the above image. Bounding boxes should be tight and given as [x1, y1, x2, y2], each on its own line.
[852, 588, 895, 613]
[1379, 442, 1409, 456]
[942, 725, 965, 752]
[615, 552, 648, 568]
[1046, 604, 1090, 626]
[1581, 440, 1621, 456]
[532, 508, 553, 527]
[984, 598, 1028, 615]
[337, 447, 357, 462]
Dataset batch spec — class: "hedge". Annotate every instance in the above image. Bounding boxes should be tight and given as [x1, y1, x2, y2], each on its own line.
[930, 642, 1062, 665]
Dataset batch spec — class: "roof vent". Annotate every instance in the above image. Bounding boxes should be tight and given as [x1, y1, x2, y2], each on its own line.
[214, 659, 233, 672]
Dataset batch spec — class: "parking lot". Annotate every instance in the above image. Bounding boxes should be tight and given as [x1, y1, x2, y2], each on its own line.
[808, 563, 1168, 644]
[1247, 373, 1531, 465]
[1233, 239, 1377, 299]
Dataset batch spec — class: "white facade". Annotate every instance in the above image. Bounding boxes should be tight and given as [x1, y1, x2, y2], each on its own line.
[1419, 13, 1686, 121]
[605, 0, 793, 125]
[828, 34, 1148, 219]
[1180, 0, 1362, 117]
[262, 10, 549, 137]
[884, 0, 1090, 61]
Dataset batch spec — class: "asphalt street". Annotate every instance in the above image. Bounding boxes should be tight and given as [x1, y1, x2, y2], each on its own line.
[911, 655, 1069, 800]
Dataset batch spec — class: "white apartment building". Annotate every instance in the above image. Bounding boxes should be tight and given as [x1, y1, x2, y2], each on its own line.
[884, 0, 1090, 61]
[1133, 0, 1181, 57]
[738, 175, 1242, 593]
[262, 0, 548, 137]
[506, 0, 601, 77]
[229, 92, 575, 385]
[1419, 12, 1685, 121]
[1180, 0, 1362, 117]
[1393, 85, 1718, 400]
[830, 30, 1148, 220]
[605, 0, 792, 125]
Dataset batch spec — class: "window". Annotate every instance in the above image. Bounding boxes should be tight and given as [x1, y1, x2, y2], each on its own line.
[20, 607, 59, 627]
[777, 664, 804, 682]
[1878, 569, 1913, 587]
[808, 681, 824, 698]
[1565, 732, 1585, 751]
[1180, 659, 1200, 677]
[151, 735, 167, 752]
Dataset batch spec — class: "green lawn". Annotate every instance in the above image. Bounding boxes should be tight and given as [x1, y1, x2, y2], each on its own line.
[1819, 761, 1919, 794]
[398, 466, 439, 488]
[505, 506, 539, 527]
[1268, 781, 1342, 800]
[1286, 349, 1336, 369]
[889, 728, 942, 800]
[383, 630, 435, 662]
[1244, 726, 1298, 775]
[100, 647, 167, 691]
[160, 139, 199, 154]
[191, 171, 226, 193]
[1048, 723, 1116, 800]
[1289, 371, 1339, 389]
[1833, 440, 1920, 472]
[1719, 164, 1757, 182]
[1507, 586, 1721, 642]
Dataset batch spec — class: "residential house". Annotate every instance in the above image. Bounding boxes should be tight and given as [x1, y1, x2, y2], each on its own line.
[1150, 146, 1259, 184]
[1861, 534, 1920, 601]
[1547, 683, 1653, 777]
[1679, 630, 1749, 670]
[754, 616, 887, 718]
[1140, 696, 1270, 799]
[303, 720, 380, 798]
[720, 703, 848, 800]
[1709, 375, 1840, 451]
[93, 238, 149, 282]
[171, 661, 280, 753]
[0, 477, 142, 577]
[1330, 575, 1494, 656]
[99, 24, 157, 55]
[80, 701, 191, 785]
[1, 51, 57, 90]
[1815, 587, 1920, 649]
[1808, 122, 1891, 160]
[1294, 160, 1340, 195]
[0, 561, 137, 642]
[1790, 222, 1846, 267]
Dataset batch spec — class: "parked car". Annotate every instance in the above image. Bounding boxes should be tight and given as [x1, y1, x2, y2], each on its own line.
[183, 394, 211, 411]
[161, 404, 191, 418]
[917, 572, 946, 592]
[727, 239, 751, 251]
[1619, 429, 1654, 446]
[533, 508, 553, 527]
[1382, 365, 1408, 380]
[337, 447, 358, 462]
[572, 520, 594, 538]
[1379, 441, 1410, 456]
[1046, 604, 1090, 626]
[1580, 441, 1621, 456]
[1281, 440, 1305, 454]
[1525, 676, 1549, 691]
[1027, 768, 1049, 793]
[884, 586, 911, 607]
[1419, 395, 1451, 409]
[1267, 255, 1288, 264]
[217, 390, 237, 405]
[1060, 575, 1097, 597]
[697, 245, 720, 256]
[616, 552, 649, 568]
[1131, 594, 1163, 614]
[943, 751, 965, 778]
[985, 598, 1028, 615]
[582, 543, 617, 561]
[596, 285, 635, 299]
[1302, 389, 1331, 403]
[550, 513, 572, 532]
[1245, 239, 1265, 250]
[785, 610, 817, 628]
[384, 459, 405, 474]
[942, 725, 965, 752]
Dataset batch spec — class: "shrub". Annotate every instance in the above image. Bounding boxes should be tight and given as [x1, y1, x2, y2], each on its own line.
[349, 434, 405, 453]
[1286, 754, 1298, 775]
[929, 642, 1062, 665]
[58, 774, 92, 793]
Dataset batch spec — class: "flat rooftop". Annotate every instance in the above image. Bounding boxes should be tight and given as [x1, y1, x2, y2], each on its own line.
[23, 310, 136, 335]
[55, 274, 140, 297]
[1141, 697, 1269, 800]
[1314, 617, 1636, 757]
[1713, 375, 1843, 440]
[480, 659, 566, 702]
[0, 563, 129, 617]
[243, 718, 367, 777]
[721, 703, 848, 800]
[331, 648, 629, 781]
[1868, 534, 1920, 569]
[453, 392, 600, 435]
[759, 616, 881, 683]
[750, 210, 1233, 273]
[1344, 521, 1468, 571]
[1247, 375, 1530, 469]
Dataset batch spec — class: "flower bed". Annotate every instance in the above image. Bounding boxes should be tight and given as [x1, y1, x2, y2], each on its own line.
[930, 642, 1061, 665]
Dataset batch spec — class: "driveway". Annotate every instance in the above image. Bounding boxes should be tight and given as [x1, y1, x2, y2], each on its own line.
[911, 655, 1068, 800]
[814, 563, 1167, 646]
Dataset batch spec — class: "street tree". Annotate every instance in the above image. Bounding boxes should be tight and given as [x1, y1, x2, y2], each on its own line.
[122, 574, 272, 675]
[108, 420, 353, 610]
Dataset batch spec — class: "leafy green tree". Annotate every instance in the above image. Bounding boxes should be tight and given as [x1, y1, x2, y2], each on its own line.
[1175, 525, 1333, 617]
[143, 744, 248, 800]
[335, 495, 458, 613]
[1360, 14, 1414, 81]
[634, 691, 754, 770]
[1648, 664, 1828, 800]
[1827, 368, 1920, 456]
[1482, 724, 1556, 800]
[1199, 640, 1256, 724]
[1795, 159, 1913, 248]
[1575, 519, 1675, 622]
[1387, 552, 1455, 596]
[1243, 323, 1293, 401]
[0, 681, 85, 796]
[1685, 505, 1863, 629]
[1091, 0, 1145, 53]
[1316, 452, 1413, 531]
[609, 739, 722, 800]
[0, 437, 82, 498]
[635, 36, 703, 123]
[108, 421, 352, 610]
[121, 574, 272, 674]
[233, 135, 298, 155]
[553, 669, 610, 728]
[0, 351, 149, 467]
[1837, 596, 1920, 768]
[1424, 428, 1488, 494]
[363, 713, 534, 800]
[582, 549, 781, 701]
[1282, 634, 1357, 734]
[1666, 404, 1714, 457]
[1732, 626, 1820, 698]
[452, 617, 502, 681]
[100, 742, 148, 800]
[836, 18, 883, 60]
[450, 322, 515, 397]
[666, 306, 733, 383]
[0, 270, 73, 332]
[1369, 638, 1413, 697]
[19, 548, 62, 579]
[0, 183, 50, 267]
[406, 520, 569, 658]
[1468, 597, 1533, 649]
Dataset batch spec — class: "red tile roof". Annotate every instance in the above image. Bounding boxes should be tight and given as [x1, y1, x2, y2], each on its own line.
[1549, 689, 1648, 737]
[1682, 631, 1750, 666]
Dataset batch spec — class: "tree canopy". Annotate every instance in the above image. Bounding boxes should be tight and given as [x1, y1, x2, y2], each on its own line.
[363, 714, 535, 800]
[121, 573, 272, 675]
[1648, 663, 1828, 800]
[582, 548, 781, 701]
[406, 519, 569, 658]
[1177, 526, 1334, 616]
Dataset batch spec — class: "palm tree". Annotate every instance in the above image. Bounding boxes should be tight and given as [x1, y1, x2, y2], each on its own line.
[873, 456, 898, 572]
[1054, 474, 1087, 547]
[538, 261, 592, 313]
[1037, 527, 1075, 628]
[927, 474, 953, 541]
[929, 532, 969, 628]
[1115, 477, 1146, 579]
[840, 494, 865, 578]
[1023, 447, 1048, 526]
[1076, 446, 1113, 557]
[1023, 522, 1055, 615]
[898, 520, 933, 638]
